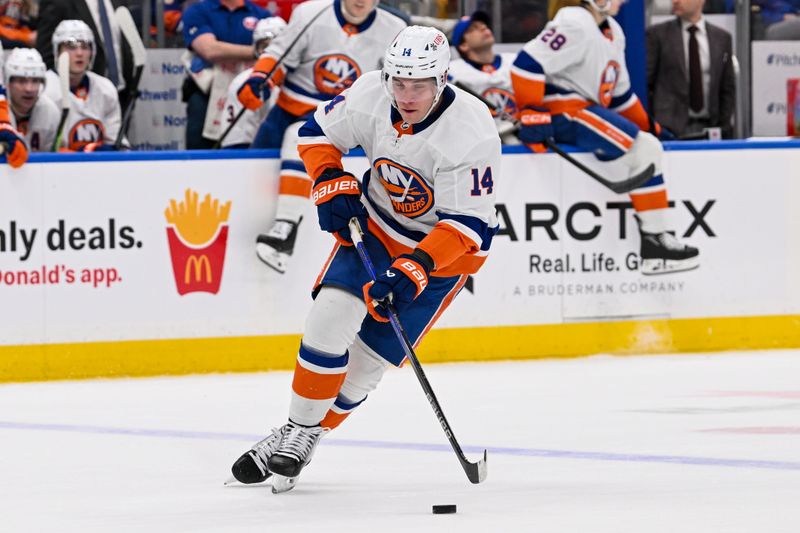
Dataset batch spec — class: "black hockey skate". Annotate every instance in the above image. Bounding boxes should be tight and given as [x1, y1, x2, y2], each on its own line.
[255, 217, 302, 274]
[638, 225, 700, 275]
[230, 427, 284, 484]
[267, 421, 327, 494]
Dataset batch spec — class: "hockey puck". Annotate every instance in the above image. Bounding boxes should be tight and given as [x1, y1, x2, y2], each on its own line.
[432, 504, 457, 514]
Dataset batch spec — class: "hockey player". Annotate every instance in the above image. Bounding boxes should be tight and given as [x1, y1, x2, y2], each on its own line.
[43, 20, 122, 152]
[447, 10, 519, 144]
[229, 26, 500, 493]
[220, 16, 288, 149]
[4, 48, 61, 152]
[511, 0, 700, 274]
[237, 0, 406, 274]
[0, 44, 29, 168]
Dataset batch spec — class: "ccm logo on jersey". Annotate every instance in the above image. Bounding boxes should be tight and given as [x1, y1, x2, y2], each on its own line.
[68, 119, 105, 150]
[483, 88, 517, 117]
[373, 158, 434, 218]
[598, 61, 621, 108]
[313, 54, 361, 96]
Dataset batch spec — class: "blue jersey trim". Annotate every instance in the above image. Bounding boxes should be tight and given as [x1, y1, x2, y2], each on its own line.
[464, 54, 503, 72]
[283, 79, 327, 101]
[280, 160, 306, 171]
[512, 50, 545, 75]
[610, 87, 634, 109]
[298, 114, 325, 139]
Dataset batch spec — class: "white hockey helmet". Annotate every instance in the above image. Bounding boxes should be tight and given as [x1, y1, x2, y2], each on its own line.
[4, 48, 47, 87]
[582, 0, 612, 14]
[382, 26, 450, 119]
[52, 19, 95, 66]
[253, 16, 287, 43]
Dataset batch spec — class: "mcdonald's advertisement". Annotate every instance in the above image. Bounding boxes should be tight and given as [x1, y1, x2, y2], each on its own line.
[1, 146, 799, 349]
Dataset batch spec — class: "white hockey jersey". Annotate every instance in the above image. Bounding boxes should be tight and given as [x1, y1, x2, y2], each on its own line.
[261, 0, 406, 117]
[43, 70, 121, 150]
[9, 94, 61, 152]
[448, 53, 517, 118]
[221, 67, 275, 148]
[298, 71, 500, 277]
[511, 6, 637, 114]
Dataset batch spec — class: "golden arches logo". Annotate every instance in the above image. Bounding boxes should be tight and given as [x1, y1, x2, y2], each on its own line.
[165, 189, 232, 295]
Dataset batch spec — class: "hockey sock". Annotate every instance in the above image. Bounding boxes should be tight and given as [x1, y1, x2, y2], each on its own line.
[320, 394, 366, 430]
[289, 343, 349, 427]
[630, 173, 669, 234]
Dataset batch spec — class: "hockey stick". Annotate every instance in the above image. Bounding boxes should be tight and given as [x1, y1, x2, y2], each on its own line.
[115, 6, 147, 149]
[214, 3, 332, 149]
[51, 51, 71, 151]
[452, 80, 655, 194]
[348, 218, 488, 485]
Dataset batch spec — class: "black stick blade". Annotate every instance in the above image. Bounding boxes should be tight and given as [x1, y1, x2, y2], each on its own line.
[462, 449, 488, 484]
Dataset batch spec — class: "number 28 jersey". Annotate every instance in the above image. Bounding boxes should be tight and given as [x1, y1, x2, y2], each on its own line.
[511, 6, 637, 114]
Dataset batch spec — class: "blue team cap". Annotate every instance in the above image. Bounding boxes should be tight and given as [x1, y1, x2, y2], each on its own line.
[451, 10, 491, 52]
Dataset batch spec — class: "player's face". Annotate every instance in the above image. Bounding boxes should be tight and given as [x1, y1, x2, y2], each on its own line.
[391, 77, 437, 124]
[8, 77, 42, 114]
[341, 0, 376, 24]
[461, 20, 495, 52]
[60, 41, 92, 75]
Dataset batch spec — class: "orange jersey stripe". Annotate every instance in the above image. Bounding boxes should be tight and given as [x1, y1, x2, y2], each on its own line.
[298, 142, 343, 180]
[413, 274, 469, 350]
[544, 98, 592, 114]
[276, 92, 317, 117]
[416, 223, 478, 272]
[619, 98, 651, 132]
[0, 100, 9, 124]
[279, 175, 313, 197]
[366, 219, 487, 277]
[570, 109, 634, 150]
[630, 189, 669, 211]
[254, 55, 286, 86]
[291, 362, 346, 401]
[510, 71, 545, 108]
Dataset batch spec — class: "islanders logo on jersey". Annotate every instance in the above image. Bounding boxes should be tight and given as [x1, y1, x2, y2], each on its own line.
[483, 88, 517, 118]
[313, 54, 361, 96]
[68, 119, 105, 150]
[374, 158, 434, 219]
[598, 61, 621, 108]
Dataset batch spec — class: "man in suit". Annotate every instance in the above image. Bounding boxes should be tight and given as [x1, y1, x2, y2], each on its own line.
[646, 0, 736, 138]
[35, 0, 134, 94]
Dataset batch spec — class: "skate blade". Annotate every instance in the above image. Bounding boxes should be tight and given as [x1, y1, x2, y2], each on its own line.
[271, 474, 297, 494]
[641, 256, 700, 275]
[223, 475, 239, 486]
[255, 244, 288, 274]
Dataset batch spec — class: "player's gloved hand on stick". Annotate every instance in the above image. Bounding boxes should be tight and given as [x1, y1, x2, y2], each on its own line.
[311, 167, 367, 245]
[518, 107, 554, 154]
[363, 250, 433, 322]
[237, 70, 271, 110]
[0, 123, 28, 168]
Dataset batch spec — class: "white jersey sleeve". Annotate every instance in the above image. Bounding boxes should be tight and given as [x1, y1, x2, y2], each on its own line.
[220, 68, 274, 147]
[521, 11, 589, 79]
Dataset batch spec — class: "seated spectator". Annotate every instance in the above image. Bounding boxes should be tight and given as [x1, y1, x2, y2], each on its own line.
[180, 0, 271, 149]
[4, 47, 61, 151]
[647, 0, 736, 138]
[0, 0, 36, 48]
[220, 16, 286, 149]
[43, 20, 122, 151]
[447, 10, 520, 144]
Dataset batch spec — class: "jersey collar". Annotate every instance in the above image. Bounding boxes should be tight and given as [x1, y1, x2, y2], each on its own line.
[464, 54, 502, 73]
[390, 85, 456, 136]
[333, 0, 377, 34]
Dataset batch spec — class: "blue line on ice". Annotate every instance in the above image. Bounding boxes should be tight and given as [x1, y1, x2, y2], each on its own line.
[2, 420, 798, 472]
